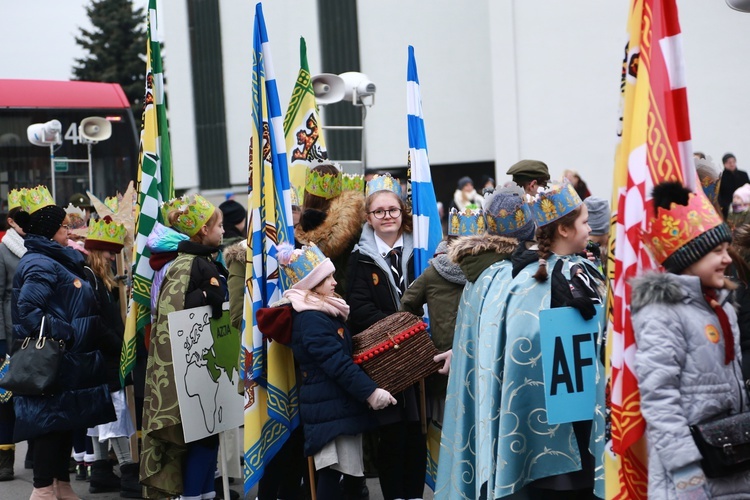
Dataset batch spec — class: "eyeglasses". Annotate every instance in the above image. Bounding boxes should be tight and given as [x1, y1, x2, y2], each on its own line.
[368, 208, 402, 219]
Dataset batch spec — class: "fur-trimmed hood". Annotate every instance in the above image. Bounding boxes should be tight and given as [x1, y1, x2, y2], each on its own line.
[449, 234, 517, 283]
[630, 271, 733, 314]
[223, 239, 247, 267]
[295, 190, 365, 259]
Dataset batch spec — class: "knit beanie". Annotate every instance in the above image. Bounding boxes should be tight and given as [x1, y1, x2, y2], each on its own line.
[457, 176, 473, 190]
[219, 199, 247, 226]
[24, 205, 66, 239]
[483, 186, 536, 241]
[734, 184, 750, 205]
[583, 197, 610, 236]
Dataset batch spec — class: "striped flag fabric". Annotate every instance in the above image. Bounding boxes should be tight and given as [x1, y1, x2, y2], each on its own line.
[120, 0, 174, 385]
[242, 3, 299, 494]
[283, 36, 328, 201]
[605, 1, 694, 498]
[407, 45, 443, 279]
[406, 45, 443, 490]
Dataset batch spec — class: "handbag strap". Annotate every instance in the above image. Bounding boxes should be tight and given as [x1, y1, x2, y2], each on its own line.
[37, 316, 45, 340]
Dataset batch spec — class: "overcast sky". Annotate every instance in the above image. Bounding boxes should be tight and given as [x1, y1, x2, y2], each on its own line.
[0, 0, 149, 80]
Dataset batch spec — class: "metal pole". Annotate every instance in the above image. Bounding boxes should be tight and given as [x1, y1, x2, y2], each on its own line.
[87, 142, 94, 196]
[49, 144, 56, 203]
[360, 106, 367, 175]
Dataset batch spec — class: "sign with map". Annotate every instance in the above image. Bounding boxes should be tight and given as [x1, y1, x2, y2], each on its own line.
[168, 304, 243, 443]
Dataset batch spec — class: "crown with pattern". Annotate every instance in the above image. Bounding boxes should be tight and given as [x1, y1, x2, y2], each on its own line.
[343, 173, 366, 193]
[104, 195, 119, 213]
[366, 173, 402, 197]
[276, 241, 335, 290]
[160, 194, 216, 237]
[85, 216, 127, 253]
[448, 207, 487, 236]
[8, 188, 24, 210]
[643, 189, 731, 272]
[530, 182, 582, 227]
[485, 192, 534, 237]
[19, 186, 55, 214]
[701, 176, 720, 208]
[290, 186, 301, 207]
[305, 163, 343, 199]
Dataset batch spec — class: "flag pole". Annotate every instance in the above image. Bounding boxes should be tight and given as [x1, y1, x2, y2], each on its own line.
[307, 456, 317, 500]
[219, 432, 231, 500]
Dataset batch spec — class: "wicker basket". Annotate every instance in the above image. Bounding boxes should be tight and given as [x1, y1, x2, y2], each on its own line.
[352, 312, 440, 395]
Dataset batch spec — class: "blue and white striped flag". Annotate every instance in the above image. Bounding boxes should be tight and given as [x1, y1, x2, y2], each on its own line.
[242, 3, 299, 494]
[407, 45, 443, 278]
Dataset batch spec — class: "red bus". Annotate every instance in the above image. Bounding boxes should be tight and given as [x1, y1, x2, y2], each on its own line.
[0, 79, 138, 211]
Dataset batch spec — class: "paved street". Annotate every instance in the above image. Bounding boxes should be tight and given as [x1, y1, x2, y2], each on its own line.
[3, 440, 433, 499]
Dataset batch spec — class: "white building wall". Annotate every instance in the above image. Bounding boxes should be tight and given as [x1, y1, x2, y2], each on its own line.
[162, 1, 750, 199]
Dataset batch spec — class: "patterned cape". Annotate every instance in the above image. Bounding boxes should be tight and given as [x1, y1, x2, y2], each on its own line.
[139, 253, 195, 498]
[436, 254, 606, 499]
[435, 258, 514, 499]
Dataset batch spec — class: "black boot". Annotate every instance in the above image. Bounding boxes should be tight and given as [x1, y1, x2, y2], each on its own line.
[119, 462, 142, 498]
[0, 448, 14, 481]
[89, 459, 121, 493]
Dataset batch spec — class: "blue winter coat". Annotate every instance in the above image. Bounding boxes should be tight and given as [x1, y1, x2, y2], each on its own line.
[11, 235, 114, 442]
[290, 309, 377, 456]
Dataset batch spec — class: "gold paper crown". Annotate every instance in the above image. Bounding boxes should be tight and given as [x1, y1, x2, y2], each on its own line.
[448, 207, 487, 236]
[343, 173, 366, 193]
[530, 182, 582, 227]
[20, 186, 55, 214]
[290, 187, 301, 207]
[305, 165, 343, 199]
[8, 189, 24, 210]
[86, 217, 127, 249]
[104, 196, 119, 213]
[160, 194, 216, 237]
[366, 173, 402, 197]
[643, 191, 726, 266]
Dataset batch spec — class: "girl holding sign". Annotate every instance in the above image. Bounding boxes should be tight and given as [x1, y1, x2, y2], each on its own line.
[631, 182, 750, 499]
[495, 182, 605, 499]
[140, 194, 227, 500]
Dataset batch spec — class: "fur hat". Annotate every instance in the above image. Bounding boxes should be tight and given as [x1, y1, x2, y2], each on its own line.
[646, 182, 731, 273]
[584, 197, 610, 236]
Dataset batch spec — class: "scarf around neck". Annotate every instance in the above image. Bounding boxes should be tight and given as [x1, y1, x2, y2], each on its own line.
[431, 241, 466, 285]
[2, 228, 26, 258]
[283, 288, 350, 321]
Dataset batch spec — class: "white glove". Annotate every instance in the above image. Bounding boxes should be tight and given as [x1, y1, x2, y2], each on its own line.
[434, 349, 452, 375]
[367, 388, 397, 410]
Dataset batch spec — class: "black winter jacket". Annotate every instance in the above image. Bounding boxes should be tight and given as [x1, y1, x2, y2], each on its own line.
[11, 235, 114, 441]
[290, 310, 376, 456]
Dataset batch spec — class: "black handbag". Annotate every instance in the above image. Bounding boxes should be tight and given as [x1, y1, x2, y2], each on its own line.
[0, 317, 64, 396]
[690, 412, 750, 478]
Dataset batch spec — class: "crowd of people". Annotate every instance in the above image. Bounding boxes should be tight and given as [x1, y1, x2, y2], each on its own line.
[1, 152, 750, 499]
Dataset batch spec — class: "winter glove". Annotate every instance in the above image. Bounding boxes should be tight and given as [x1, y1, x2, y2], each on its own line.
[434, 350, 453, 375]
[367, 388, 397, 410]
[672, 462, 709, 500]
[568, 296, 597, 320]
[204, 286, 225, 319]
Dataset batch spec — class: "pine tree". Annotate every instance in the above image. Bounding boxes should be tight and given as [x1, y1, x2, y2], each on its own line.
[73, 0, 147, 121]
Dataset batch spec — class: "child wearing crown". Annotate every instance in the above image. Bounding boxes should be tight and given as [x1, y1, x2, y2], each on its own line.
[631, 182, 750, 499]
[79, 217, 140, 497]
[486, 182, 605, 498]
[275, 242, 396, 499]
[140, 194, 228, 499]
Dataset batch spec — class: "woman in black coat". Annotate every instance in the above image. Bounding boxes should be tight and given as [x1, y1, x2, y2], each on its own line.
[11, 188, 114, 499]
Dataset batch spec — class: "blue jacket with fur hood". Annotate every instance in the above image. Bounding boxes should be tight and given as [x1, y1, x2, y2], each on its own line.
[631, 272, 750, 499]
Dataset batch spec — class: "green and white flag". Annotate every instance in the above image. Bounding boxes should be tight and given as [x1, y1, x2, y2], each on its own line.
[120, 0, 174, 384]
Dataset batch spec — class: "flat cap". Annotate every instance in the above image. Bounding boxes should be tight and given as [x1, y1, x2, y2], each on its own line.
[506, 159, 550, 181]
